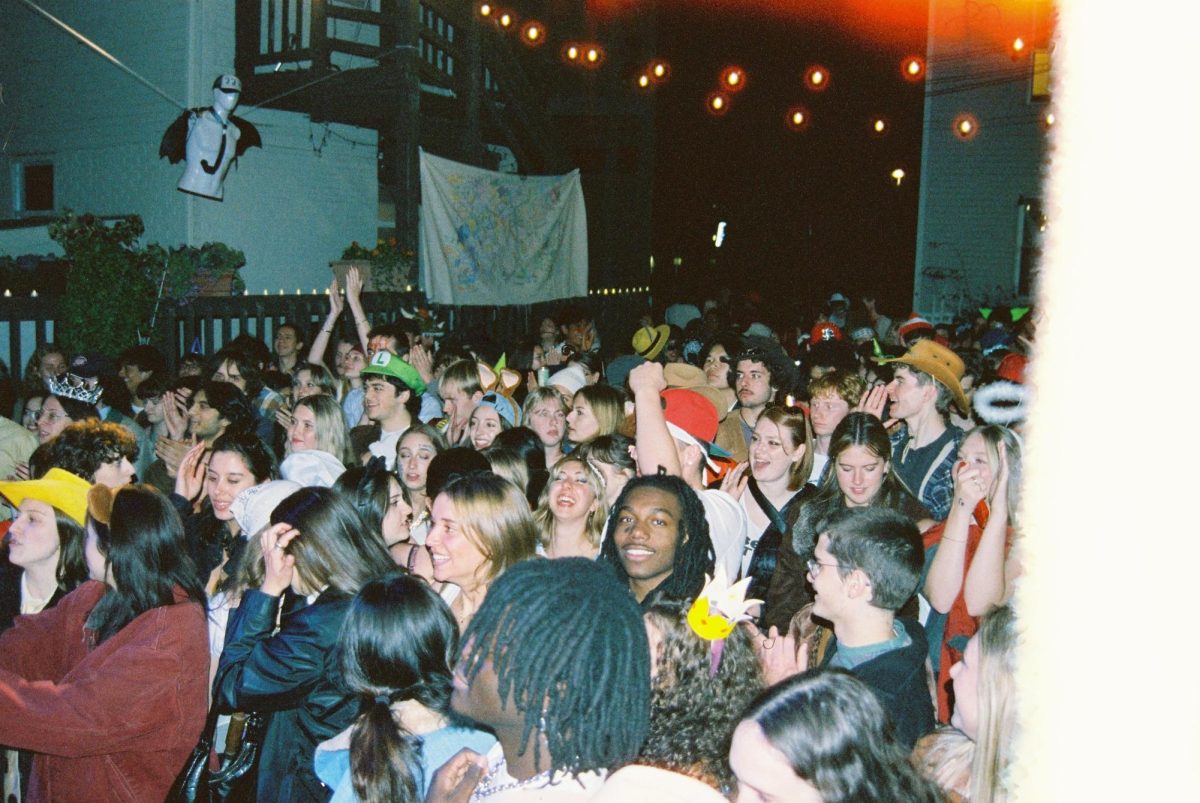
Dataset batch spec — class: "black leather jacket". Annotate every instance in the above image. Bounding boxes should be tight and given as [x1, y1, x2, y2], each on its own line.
[213, 587, 358, 803]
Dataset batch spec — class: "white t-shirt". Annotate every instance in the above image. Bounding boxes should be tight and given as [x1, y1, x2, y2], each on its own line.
[697, 488, 749, 581]
[368, 427, 405, 469]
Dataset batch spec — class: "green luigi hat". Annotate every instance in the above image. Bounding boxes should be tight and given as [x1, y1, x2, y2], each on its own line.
[362, 351, 427, 395]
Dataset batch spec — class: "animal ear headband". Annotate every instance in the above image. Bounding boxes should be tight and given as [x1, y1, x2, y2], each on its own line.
[477, 354, 522, 400]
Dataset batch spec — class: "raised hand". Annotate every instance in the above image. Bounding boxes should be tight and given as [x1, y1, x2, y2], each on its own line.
[720, 462, 751, 500]
[424, 749, 488, 803]
[260, 522, 299, 596]
[163, 389, 190, 440]
[748, 624, 809, 686]
[174, 441, 209, 503]
[409, 343, 434, 384]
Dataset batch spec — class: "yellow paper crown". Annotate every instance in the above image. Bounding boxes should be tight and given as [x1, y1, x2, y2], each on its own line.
[686, 565, 762, 642]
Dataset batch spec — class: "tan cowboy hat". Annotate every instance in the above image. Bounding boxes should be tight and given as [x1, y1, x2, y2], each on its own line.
[881, 339, 970, 414]
[663, 363, 731, 421]
[631, 324, 671, 361]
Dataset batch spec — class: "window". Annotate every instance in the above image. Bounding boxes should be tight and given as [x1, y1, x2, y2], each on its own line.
[15, 163, 54, 212]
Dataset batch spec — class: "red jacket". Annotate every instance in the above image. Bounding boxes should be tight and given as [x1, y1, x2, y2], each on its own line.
[0, 580, 209, 802]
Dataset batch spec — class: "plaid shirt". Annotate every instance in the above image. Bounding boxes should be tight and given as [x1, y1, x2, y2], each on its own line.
[889, 422, 962, 521]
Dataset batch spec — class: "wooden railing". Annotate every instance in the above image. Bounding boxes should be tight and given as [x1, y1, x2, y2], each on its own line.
[1, 292, 649, 377]
[237, 0, 474, 96]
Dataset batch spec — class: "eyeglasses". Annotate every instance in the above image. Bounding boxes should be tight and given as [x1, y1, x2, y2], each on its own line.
[806, 559, 841, 577]
[37, 410, 65, 424]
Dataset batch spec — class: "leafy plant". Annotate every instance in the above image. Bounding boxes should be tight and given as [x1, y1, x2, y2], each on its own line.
[146, 242, 247, 307]
[49, 211, 156, 355]
[48, 211, 247, 354]
[341, 238, 414, 291]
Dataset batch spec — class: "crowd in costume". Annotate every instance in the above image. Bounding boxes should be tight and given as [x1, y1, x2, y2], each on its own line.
[0, 277, 1030, 801]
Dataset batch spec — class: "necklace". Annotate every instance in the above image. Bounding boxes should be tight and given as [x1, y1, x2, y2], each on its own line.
[471, 757, 553, 799]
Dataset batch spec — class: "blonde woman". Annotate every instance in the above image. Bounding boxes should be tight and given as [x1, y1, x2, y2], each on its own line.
[533, 455, 609, 559]
[922, 424, 1022, 721]
[913, 605, 1018, 803]
[522, 386, 569, 467]
[424, 472, 538, 631]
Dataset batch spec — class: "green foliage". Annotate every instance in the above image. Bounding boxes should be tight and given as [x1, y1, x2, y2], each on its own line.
[48, 211, 247, 356]
[49, 211, 156, 355]
[145, 241, 247, 306]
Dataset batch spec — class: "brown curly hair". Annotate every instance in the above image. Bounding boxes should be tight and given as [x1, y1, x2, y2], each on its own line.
[638, 600, 764, 794]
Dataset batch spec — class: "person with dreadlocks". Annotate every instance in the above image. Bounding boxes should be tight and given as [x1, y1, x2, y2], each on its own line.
[598, 473, 715, 608]
[426, 557, 651, 802]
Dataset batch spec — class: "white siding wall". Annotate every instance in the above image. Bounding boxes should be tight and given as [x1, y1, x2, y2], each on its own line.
[912, 0, 1051, 321]
[0, 0, 377, 296]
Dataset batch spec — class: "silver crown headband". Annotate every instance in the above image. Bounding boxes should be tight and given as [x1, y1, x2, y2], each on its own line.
[46, 373, 103, 406]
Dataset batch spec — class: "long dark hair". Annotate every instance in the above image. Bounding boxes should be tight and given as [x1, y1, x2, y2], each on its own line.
[790, 412, 928, 563]
[195, 430, 278, 579]
[598, 473, 714, 608]
[85, 485, 205, 644]
[739, 668, 942, 802]
[269, 487, 394, 596]
[54, 508, 88, 591]
[333, 458, 394, 541]
[342, 572, 459, 803]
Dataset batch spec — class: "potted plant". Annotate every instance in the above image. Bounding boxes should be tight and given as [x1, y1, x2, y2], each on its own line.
[333, 238, 414, 292]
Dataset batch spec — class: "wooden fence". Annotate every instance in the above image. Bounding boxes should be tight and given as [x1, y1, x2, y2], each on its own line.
[1, 291, 649, 376]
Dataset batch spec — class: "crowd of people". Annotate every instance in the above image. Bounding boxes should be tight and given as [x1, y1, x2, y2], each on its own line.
[0, 274, 1032, 801]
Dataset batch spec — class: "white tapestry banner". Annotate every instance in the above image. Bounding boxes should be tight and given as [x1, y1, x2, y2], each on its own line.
[419, 149, 588, 306]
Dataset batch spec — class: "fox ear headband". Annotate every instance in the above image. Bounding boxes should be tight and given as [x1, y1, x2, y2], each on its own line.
[477, 355, 522, 399]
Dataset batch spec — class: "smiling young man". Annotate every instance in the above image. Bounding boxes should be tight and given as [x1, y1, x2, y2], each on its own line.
[874, 340, 971, 521]
[628, 361, 749, 582]
[360, 351, 426, 469]
[810, 506, 934, 749]
[599, 473, 715, 608]
[733, 342, 791, 453]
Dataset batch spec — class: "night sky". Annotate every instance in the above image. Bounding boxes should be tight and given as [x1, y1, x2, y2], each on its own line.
[642, 0, 929, 318]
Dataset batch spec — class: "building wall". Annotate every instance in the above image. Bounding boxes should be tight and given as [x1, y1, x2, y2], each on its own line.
[0, 0, 377, 296]
[912, 0, 1052, 321]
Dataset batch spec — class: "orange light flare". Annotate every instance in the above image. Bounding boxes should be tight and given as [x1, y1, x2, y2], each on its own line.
[636, 73, 651, 89]
[785, 105, 810, 132]
[720, 65, 747, 93]
[1011, 36, 1025, 54]
[804, 65, 830, 92]
[520, 20, 546, 46]
[706, 92, 731, 116]
[478, 2, 493, 17]
[497, 10, 515, 29]
[901, 55, 925, 81]
[562, 43, 581, 63]
[870, 116, 889, 136]
[649, 60, 670, 82]
[953, 112, 979, 140]
[583, 45, 606, 68]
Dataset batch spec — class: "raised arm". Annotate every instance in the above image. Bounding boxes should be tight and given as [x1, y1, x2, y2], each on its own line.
[343, 266, 371, 354]
[307, 275, 345, 364]
[630, 361, 680, 477]
[963, 443, 1011, 616]
[923, 458, 979, 614]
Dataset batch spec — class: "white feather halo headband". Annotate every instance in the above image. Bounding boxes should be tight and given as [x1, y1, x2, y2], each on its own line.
[972, 380, 1032, 426]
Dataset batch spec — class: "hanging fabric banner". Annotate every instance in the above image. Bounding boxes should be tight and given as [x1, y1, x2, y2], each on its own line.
[419, 149, 588, 306]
